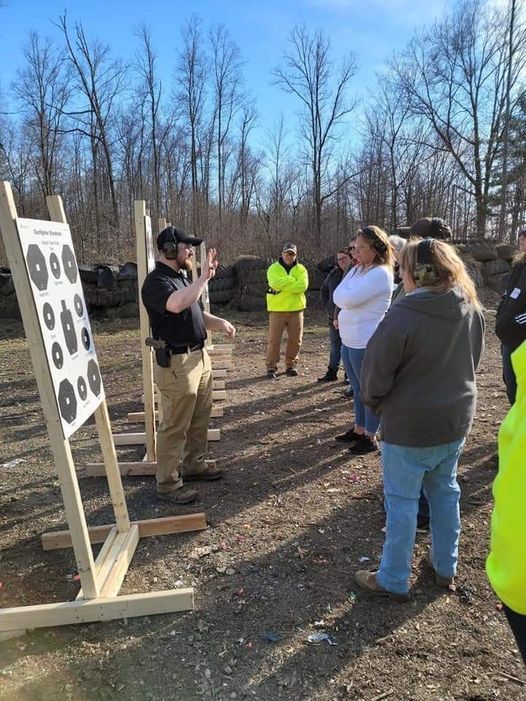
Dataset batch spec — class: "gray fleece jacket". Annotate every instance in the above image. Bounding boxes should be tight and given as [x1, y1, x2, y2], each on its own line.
[361, 287, 485, 447]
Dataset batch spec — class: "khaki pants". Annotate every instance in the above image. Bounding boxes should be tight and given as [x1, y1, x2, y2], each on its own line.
[266, 311, 304, 371]
[154, 348, 213, 493]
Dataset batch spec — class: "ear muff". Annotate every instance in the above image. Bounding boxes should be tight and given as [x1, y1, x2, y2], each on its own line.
[163, 241, 179, 259]
[413, 239, 439, 286]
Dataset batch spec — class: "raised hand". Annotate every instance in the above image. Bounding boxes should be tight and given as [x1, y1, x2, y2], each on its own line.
[202, 248, 219, 281]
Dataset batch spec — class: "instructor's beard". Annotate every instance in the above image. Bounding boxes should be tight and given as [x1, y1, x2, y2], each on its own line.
[177, 257, 193, 272]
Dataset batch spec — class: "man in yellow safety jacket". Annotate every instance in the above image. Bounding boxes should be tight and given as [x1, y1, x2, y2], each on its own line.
[265, 243, 309, 379]
[486, 340, 526, 664]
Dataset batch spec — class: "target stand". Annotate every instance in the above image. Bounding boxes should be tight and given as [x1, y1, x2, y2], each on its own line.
[0, 183, 205, 638]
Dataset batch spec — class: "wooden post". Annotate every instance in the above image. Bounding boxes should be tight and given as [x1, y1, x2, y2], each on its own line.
[134, 201, 156, 462]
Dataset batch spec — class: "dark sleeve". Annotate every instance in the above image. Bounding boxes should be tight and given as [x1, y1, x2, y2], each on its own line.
[141, 275, 174, 316]
[321, 272, 330, 308]
[361, 310, 408, 410]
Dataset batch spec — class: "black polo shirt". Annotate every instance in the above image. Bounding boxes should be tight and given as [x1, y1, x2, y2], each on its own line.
[141, 262, 207, 347]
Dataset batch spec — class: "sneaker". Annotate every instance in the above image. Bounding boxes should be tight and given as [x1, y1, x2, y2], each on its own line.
[157, 487, 198, 505]
[266, 370, 277, 379]
[335, 428, 363, 443]
[354, 570, 411, 602]
[342, 386, 353, 398]
[285, 367, 299, 377]
[425, 550, 456, 591]
[349, 435, 379, 454]
[184, 466, 223, 482]
[317, 368, 338, 382]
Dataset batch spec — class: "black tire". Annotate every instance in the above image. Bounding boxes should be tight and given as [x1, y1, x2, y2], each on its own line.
[209, 289, 235, 304]
[209, 277, 236, 292]
[482, 259, 510, 278]
[214, 264, 235, 280]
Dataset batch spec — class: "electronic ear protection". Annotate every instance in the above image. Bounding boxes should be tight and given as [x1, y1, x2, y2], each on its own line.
[163, 240, 179, 259]
[413, 238, 439, 286]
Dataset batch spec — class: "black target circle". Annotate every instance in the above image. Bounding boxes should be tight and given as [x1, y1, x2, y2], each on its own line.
[43, 302, 55, 330]
[51, 342, 64, 369]
[49, 252, 61, 279]
[81, 327, 91, 350]
[73, 293, 84, 317]
[77, 376, 88, 400]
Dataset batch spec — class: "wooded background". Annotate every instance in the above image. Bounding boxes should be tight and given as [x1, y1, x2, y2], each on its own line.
[1, 0, 525, 264]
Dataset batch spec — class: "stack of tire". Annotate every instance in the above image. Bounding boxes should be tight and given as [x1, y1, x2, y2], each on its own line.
[234, 256, 271, 312]
[303, 256, 328, 309]
[79, 262, 139, 317]
[0, 266, 19, 319]
[208, 264, 235, 307]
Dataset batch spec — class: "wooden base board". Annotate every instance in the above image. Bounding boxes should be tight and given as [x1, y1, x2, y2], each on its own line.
[207, 344, 234, 354]
[127, 405, 224, 423]
[141, 389, 227, 403]
[0, 588, 194, 633]
[112, 428, 220, 446]
[85, 459, 216, 478]
[42, 513, 207, 551]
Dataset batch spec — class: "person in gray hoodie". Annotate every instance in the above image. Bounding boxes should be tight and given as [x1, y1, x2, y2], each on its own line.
[354, 239, 485, 600]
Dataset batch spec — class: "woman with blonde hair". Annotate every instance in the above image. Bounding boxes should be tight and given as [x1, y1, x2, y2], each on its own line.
[355, 239, 485, 599]
[333, 225, 394, 454]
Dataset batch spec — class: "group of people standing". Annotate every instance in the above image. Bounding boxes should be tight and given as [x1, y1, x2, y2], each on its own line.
[264, 220, 525, 663]
[142, 222, 525, 665]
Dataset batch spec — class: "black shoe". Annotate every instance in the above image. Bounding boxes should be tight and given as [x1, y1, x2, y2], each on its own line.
[318, 368, 338, 382]
[335, 429, 363, 443]
[285, 367, 299, 377]
[266, 370, 277, 379]
[349, 436, 379, 454]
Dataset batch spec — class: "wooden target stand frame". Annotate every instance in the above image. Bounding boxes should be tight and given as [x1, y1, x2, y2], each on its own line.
[0, 183, 204, 638]
[87, 206, 232, 478]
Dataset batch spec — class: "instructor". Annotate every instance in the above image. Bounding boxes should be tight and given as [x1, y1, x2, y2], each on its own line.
[141, 226, 235, 505]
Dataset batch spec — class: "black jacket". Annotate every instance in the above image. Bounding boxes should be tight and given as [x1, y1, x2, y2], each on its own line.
[495, 262, 526, 351]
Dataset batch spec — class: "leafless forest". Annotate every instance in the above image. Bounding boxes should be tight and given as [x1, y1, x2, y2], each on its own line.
[1, 0, 525, 264]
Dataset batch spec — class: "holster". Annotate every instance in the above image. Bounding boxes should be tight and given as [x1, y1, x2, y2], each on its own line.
[155, 346, 171, 368]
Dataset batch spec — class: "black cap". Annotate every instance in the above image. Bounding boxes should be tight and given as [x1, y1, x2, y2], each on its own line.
[157, 226, 202, 250]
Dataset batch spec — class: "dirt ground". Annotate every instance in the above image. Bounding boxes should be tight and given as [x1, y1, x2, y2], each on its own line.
[1, 295, 525, 701]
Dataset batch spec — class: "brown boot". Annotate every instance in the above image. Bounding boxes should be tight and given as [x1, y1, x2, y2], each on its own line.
[354, 570, 411, 602]
[425, 550, 456, 591]
[184, 465, 223, 482]
[157, 487, 198, 504]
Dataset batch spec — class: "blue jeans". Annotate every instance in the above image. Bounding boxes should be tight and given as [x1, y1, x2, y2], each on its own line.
[377, 439, 465, 595]
[340, 345, 380, 434]
[501, 344, 517, 405]
[328, 322, 342, 369]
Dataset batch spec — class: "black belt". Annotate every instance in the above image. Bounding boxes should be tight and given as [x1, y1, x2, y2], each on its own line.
[168, 341, 205, 355]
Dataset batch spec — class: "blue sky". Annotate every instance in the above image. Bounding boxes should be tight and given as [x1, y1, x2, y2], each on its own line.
[1, 0, 453, 148]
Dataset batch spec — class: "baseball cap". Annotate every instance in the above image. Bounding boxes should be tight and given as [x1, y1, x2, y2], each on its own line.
[157, 226, 202, 250]
[282, 243, 297, 254]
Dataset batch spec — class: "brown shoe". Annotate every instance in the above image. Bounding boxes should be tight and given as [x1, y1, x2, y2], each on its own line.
[354, 570, 411, 602]
[184, 466, 223, 482]
[157, 487, 198, 504]
[425, 550, 456, 591]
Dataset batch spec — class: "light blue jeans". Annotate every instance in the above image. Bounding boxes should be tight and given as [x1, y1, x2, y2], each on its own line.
[340, 345, 380, 434]
[376, 439, 465, 595]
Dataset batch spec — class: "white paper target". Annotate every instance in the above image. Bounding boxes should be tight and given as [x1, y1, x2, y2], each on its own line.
[16, 218, 105, 438]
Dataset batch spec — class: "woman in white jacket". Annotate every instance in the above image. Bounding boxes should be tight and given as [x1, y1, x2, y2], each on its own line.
[333, 226, 393, 454]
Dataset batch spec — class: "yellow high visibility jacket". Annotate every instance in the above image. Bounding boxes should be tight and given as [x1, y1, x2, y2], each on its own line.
[486, 340, 526, 614]
[266, 260, 309, 312]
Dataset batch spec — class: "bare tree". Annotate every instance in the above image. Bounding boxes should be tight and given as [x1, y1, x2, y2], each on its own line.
[57, 14, 127, 242]
[209, 24, 244, 226]
[391, 0, 526, 238]
[14, 32, 72, 198]
[134, 25, 163, 224]
[273, 25, 357, 239]
[177, 15, 209, 233]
